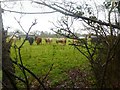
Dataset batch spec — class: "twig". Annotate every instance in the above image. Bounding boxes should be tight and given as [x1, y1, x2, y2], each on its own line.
[2, 67, 18, 90]
[34, 1, 120, 29]
[12, 60, 46, 90]
[3, 9, 57, 14]
[14, 17, 27, 34]
[14, 18, 37, 89]
[42, 64, 54, 82]
[3, 66, 26, 83]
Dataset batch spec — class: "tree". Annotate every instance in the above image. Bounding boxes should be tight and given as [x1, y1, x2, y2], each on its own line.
[32, 0, 120, 88]
[1, 1, 45, 89]
[0, 2, 16, 89]
[1, 0, 120, 88]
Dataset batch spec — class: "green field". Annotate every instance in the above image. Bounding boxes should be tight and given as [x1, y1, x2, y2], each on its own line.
[10, 38, 92, 88]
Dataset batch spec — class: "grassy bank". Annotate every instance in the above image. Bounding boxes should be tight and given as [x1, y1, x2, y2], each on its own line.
[10, 38, 91, 87]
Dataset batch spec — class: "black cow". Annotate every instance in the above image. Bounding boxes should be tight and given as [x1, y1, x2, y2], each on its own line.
[27, 37, 34, 45]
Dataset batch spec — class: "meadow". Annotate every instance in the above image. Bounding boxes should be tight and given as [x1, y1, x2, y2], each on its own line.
[10, 38, 92, 88]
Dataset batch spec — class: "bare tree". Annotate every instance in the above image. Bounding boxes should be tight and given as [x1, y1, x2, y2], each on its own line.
[1, 0, 120, 89]
[1, 1, 54, 89]
[32, 0, 120, 88]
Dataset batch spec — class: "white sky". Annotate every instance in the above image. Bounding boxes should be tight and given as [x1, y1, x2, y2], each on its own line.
[2, 1, 61, 33]
[1, 0, 105, 34]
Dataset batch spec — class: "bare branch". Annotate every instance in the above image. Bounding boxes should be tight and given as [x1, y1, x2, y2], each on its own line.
[12, 60, 46, 89]
[42, 64, 54, 82]
[14, 17, 27, 34]
[18, 19, 37, 49]
[3, 8, 57, 14]
[33, 1, 120, 29]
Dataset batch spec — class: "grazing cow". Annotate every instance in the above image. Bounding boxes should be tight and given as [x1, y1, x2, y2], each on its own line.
[73, 37, 86, 46]
[56, 38, 66, 45]
[28, 37, 34, 45]
[18, 35, 21, 40]
[45, 38, 52, 44]
[91, 36, 102, 44]
[35, 36, 42, 45]
[73, 39, 79, 45]
[9, 35, 19, 45]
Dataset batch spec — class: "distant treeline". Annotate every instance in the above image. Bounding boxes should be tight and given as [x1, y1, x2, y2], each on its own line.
[7, 30, 83, 38]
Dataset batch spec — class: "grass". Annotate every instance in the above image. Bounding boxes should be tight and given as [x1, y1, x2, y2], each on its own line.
[10, 38, 90, 87]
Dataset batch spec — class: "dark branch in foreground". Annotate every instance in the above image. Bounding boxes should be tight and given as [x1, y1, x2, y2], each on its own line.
[12, 60, 46, 90]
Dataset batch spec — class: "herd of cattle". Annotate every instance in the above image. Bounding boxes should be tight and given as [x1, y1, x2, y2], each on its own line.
[27, 36, 67, 45]
[8, 35, 69, 45]
[8, 35, 103, 46]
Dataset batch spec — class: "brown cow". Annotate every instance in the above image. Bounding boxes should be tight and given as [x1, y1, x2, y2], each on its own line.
[35, 36, 42, 45]
[56, 38, 66, 45]
[45, 38, 52, 44]
[73, 38, 86, 46]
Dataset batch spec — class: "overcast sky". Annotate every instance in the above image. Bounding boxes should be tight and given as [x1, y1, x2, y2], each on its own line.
[1, 0, 105, 34]
[2, 1, 60, 33]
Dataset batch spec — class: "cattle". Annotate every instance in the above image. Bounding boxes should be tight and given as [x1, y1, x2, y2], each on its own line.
[9, 35, 19, 45]
[35, 36, 42, 45]
[72, 36, 86, 46]
[45, 38, 52, 44]
[73, 39, 79, 45]
[18, 35, 21, 40]
[91, 36, 102, 44]
[56, 38, 66, 45]
[27, 37, 34, 45]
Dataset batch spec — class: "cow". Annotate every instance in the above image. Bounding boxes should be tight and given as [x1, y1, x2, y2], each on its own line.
[18, 35, 21, 40]
[73, 39, 79, 45]
[56, 38, 66, 45]
[72, 36, 86, 46]
[91, 36, 102, 44]
[35, 36, 42, 45]
[45, 38, 52, 44]
[8, 35, 19, 45]
[27, 37, 34, 45]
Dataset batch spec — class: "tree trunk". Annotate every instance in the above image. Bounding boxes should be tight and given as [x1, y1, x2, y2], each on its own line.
[2, 29, 15, 89]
